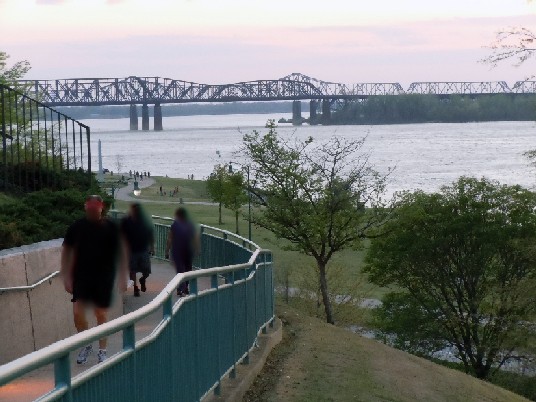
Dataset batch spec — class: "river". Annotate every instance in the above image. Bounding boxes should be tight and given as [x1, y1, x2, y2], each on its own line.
[82, 114, 536, 196]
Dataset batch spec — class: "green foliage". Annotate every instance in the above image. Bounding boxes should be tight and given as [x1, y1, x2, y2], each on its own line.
[0, 168, 108, 250]
[331, 94, 536, 125]
[366, 177, 536, 379]
[242, 120, 390, 323]
[223, 170, 248, 234]
[0, 51, 30, 85]
[372, 292, 447, 356]
[0, 189, 84, 248]
[206, 164, 227, 224]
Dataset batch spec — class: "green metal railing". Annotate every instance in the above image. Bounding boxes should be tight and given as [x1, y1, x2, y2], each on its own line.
[0, 222, 274, 402]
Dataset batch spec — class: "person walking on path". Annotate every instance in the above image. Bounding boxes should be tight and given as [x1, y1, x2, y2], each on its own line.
[165, 207, 200, 296]
[61, 195, 128, 365]
[120, 203, 155, 297]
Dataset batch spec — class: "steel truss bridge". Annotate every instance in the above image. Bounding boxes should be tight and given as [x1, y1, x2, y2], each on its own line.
[19, 73, 536, 107]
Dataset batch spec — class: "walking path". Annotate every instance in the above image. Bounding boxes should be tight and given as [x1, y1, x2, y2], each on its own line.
[113, 177, 216, 206]
[0, 260, 210, 402]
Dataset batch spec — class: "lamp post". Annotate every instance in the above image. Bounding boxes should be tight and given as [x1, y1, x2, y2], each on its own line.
[133, 180, 141, 196]
[228, 161, 252, 241]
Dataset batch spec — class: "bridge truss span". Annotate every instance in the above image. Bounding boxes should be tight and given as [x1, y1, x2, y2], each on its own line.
[17, 74, 536, 111]
[406, 81, 513, 96]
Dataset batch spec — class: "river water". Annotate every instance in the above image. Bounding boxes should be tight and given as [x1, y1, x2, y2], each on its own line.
[82, 114, 536, 196]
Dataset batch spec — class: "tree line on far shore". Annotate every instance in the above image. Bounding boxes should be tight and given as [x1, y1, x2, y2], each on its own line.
[329, 94, 536, 125]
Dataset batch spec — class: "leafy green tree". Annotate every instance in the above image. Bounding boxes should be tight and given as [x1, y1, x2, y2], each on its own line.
[242, 120, 390, 324]
[0, 51, 30, 85]
[223, 170, 247, 235]
[206, 164, 228, 224]
[365, 177, 536, 379]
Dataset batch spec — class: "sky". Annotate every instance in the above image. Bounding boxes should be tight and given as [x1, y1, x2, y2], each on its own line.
[0, 0, 535, 86]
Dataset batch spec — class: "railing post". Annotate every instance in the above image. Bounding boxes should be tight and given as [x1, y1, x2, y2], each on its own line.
[269, 252, 275, 327]
[1, 85, 7, 191]
[211, 274, 222, 396]
[86, 126, 91, 186]
[229, 270, 236, 379]
[163, 295, 172, 319]
[261, 253, 267, 334]
[54, 353, 72, 402]
[243, 266, 249, 365]
[123, 324, 135, 350]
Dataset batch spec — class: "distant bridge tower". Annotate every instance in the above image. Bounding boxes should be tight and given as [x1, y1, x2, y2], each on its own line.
[154, 103, 163, 131]
[130, 103, 163, 131]
[292, 100, 302, 125]
[129, 105, 138, 130]
[322, 99, 331, 123]
[309, 100, 318, 125]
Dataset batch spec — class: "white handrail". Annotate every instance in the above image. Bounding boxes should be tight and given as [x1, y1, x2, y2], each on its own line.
[0, 271, 59, 293]
[0, 223, 268, 386]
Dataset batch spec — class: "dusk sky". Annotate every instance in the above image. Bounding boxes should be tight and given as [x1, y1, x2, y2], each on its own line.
[1, 0, 534, 86]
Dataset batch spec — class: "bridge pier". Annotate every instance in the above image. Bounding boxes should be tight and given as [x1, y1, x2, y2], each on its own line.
[322, 99, 331, 124]
[309, 100, 318, 125]
[129, 104, 138, 130]
[292, 100, 302, 125]
[154, 103, 163, 131]
[142, 104, 149, 131]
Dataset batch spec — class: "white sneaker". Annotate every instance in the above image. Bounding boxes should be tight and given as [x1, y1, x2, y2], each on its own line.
[97, 349, 107, 363]
[76, 345, 93, 364]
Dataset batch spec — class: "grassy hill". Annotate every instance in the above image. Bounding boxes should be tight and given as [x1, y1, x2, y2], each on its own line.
[245, 302, 530, 402]
[116, 177, 532, 401]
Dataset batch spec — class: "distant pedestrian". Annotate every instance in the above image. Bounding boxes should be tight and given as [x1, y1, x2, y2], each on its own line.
[165, 207, 199, 296]
[159, 185, 163, 195]
[129, 170, 132, 177]
[121, 203, 154, 297]
[148, 172, 151, 178]
[61, 195, 127, 364]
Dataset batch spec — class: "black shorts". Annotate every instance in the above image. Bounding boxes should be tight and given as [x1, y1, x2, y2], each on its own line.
[129, 251, 151, 275]
[72, 280, 115, 309]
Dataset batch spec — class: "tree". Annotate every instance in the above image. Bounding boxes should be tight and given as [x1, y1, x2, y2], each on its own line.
[481, 27, 536, 69]
[365, 177, 536, 379]
[206, 164, 227, 224]
[242, 120, 390, 324]
[0, 51, 31, 86]
[115, 155, 124, 175]
[223, 170, 247, 234]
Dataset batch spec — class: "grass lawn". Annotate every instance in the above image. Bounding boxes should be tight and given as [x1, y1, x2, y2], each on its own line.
[244, 300, 530, 402]
[134, 176, 210, 202]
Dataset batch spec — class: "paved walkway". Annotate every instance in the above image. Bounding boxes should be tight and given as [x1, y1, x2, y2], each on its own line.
[114, 177, 216, 206]
[0, 260, 210, 402]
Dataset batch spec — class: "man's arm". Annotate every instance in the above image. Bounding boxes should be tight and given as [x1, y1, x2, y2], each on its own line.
[61, 245, 74, 294]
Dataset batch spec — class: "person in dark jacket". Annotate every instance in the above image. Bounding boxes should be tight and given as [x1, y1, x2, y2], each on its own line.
[120, 203, 155, 297]
[165, 207, 200, 296]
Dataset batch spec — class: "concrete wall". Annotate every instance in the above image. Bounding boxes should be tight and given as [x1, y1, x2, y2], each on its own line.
[0, 239, 123, 365]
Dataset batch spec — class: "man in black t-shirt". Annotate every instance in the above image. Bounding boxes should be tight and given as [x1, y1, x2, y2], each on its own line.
[61, 195, 127, 365]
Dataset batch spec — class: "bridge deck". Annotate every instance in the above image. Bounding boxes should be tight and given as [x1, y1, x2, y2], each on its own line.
[0, 259, 211, 402]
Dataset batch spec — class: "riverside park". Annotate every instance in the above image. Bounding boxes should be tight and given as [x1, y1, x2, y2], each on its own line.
[2, 0, 536, 401]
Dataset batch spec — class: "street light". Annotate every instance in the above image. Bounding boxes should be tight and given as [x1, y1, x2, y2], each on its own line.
[133, 180, 141, 196]
[228, 161, 252, 241]
[111, 184, 115, 209]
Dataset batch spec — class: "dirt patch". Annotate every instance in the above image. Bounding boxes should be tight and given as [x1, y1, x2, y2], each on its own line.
[243, 313, 300, 401]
